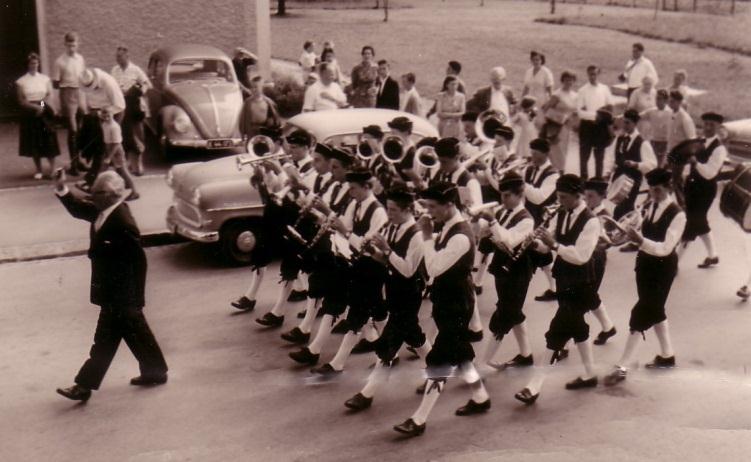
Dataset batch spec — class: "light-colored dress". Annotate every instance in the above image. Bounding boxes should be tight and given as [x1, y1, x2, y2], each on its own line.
[436, 91, 465, 138]
[349, 62, 378, 108]
[544, 88, 578, 171]
[523, 65, 554, 106]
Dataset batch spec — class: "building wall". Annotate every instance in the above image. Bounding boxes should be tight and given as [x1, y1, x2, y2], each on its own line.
[42, 0, 256, 72]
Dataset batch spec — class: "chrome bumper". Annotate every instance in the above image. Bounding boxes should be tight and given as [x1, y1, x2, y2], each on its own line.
[168, 137, 244, 149]
[166, 205, 219, 243]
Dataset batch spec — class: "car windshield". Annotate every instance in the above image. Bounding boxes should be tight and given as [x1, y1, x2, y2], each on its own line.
[168, 59, 234, 84]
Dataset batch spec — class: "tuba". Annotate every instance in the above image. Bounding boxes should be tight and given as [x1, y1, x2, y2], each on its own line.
[415, 145, 439, 169]
[380, 134, 407, 164]
[356, 139, 379, 162]
[475, 109, 508, 144]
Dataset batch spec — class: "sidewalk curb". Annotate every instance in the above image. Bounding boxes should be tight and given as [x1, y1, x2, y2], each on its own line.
[0, 231, 187, 265]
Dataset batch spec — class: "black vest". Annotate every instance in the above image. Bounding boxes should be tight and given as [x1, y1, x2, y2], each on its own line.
[431, 220, 476, 304]
[551, 208, 597, 286]
[429, 167, 472, 187]
[313, 173, 334, 196]
[329, 183, 352, 216]
[352, 200, 382, 237]
[641, 202, 681, 246]
[385, 223, 423, 288]
[614, 134, 644, 182]
[688, 138, 721, 185]
[488, 207, 534, 276]
[594, 206, 611, 254]
[524, 164, 557, 225]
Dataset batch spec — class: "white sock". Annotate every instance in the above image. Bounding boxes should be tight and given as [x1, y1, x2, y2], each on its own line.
[676, 241, 689, 260]
[361, 361, 390, 398]
[575, 340, 596, 379]
[415, 341, 432, 367]
[269, 282, 294, 317]
[411, 379, 443, 425]
[293, 274, 308, 292]
[362, 321, 380, 342]
[484, 339, 502, 364]
[244, 267, 266, 300]
[618, 332, 642, 369]
[512, 322, 533, 357]
[298, 298, 320, 334]
[699, 233, 717, 259]
[308, 314, 335, 354]
[328, 331, 362, 371]
[592, 304, 614, 332]
[525, 350, 556, 395]
[469, 299, 483, 332]
[474, 254, 489, 287]
[653, 320, 675, 357]
[470, 380, 489, 403]
[542, 265, 556, 292]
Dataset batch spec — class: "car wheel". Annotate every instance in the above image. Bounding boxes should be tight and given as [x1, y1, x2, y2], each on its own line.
[220, 220, 260, 265]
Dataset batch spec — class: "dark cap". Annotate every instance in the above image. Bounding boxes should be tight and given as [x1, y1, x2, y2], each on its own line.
[645, 167, 671, 187]
[498, 172, 524, 192]
[260, 126, 282, 141]
[285, 129, 311, 146]
[386, 186, 415, 206]
[596, 107, 614, 124]
[494, 125, 515, 141]
[435, 137, 460, 158]
[314, 143, 334, 159]
[556, 174, 584, 195]
[584, 176, 609, 195]
[362, 124, 384, 139]
[387, 116, 413, 132]
[623, 109, 640, 123]
[701, 112, 724, 124]
[530, 138, 550, 154]
[345, 166, 373, 184]
[416, 136, 438, 149]
[330, 146, 355, 166]
[419, 181, 458, 205]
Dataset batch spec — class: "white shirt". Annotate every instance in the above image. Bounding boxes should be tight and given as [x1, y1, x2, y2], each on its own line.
[694, 136, 728, 180]
[322, 181, 350, 208]
[400, 87, 422, 115]
[624, 56, 659, 88]
[342, 193, 388, 251]
[523, 66, 554, 104]
[385, 217, 424, 278]
[424, 211, 471, 278]
[110, 62, 151, 92]
[639, 197, 686, 257]
[429, 167, 483, 208]
[576, 82, 613, 121]
[667, 107, 697, 151]
[548, 202, 600, 265]
[299, 50, 317, 70]
[619, 130, 658, 174]
[302, 81, 347, 111]
[490, 87, 511, 120]
[81, 69, 126, 114]
[524, 161, 559, 205]
[53, 52, 86, 88]
[16, 72, 51, 102]
[489, 203, 534, 249]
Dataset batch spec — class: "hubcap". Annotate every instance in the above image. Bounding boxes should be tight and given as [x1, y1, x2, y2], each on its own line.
[236, 230, 256, 253]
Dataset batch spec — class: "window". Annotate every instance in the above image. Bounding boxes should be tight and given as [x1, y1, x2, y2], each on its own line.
[168, 59, 234, 84]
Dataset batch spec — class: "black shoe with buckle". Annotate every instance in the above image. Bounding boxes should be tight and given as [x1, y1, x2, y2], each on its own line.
[281, 327, 310, 344]
[455, 399, 491, 416]
[231, 296, 256, 311]
[130, 374, 168, 386]
[255, 312, 284, 327]
[393, 418, 425, 437]
[698, 257, 719, 269]
[645, 355, 675, 369]
[289, 347, 319, 365]
[287, 290, 308, 302]
[345, 393, 373, 412]
[514, 388, 539, 405]
[593, 327, 617, 346]
[504, 354, 534, 369]
[565, 376, 598, 390]
[56, 384, 92, 401]
[534, 289, 557, 302]
[351, 339, 376, 354]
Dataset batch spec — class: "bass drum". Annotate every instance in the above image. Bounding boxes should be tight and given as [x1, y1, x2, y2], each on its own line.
[720, 162, 751, 232]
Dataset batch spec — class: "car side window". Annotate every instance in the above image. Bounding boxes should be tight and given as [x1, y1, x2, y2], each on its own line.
[324, 134, 359, 151]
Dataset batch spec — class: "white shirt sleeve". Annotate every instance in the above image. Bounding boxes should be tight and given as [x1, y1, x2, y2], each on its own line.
[424, 233, 471, 278]
[640, 211, 686, 256]
[556, 216, 600, 265]
[683, 112, 697, 139]
[525, 172, 558, 204]
[637, 140, 657, 174]
[695, 144, 727, 179]
[466, 177, 483, 208]
[340, 200, 356, 233]
[388, 232, 424, 278]
[348, 205, 388, 250]
[490, 216, 534, 249]
[646, 59, 659, 86]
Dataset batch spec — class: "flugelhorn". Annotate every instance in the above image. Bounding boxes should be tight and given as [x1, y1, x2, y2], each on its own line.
[380, 135, 406, 164]
[475, 109, 508, 144]
[599, 201, 651, 246]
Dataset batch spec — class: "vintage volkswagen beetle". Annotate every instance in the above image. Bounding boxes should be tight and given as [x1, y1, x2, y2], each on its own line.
[166, 109, 439, 264]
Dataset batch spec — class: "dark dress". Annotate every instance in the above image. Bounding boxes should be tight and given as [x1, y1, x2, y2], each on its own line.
[18, 103, 60, 158]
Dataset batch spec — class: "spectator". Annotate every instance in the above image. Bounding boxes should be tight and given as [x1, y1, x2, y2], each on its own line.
[99, 108, 139, 200]
[619, 42, 658, 98]
[666, 90, 696, 207]
[522, 51, 554, 107]
[426, 60, 465, 119]
[400, 72, 421, 116]
[540, 70, 578, 172]
[303, 63, 348, 112]
[232, 47, 258, 95]
[577, 65, 614, 179]
[375, 59, 400, 110]
[628, 76, 657, 112]
[53, 32, 86, 176]
[436, 75, 466, 138]
[16, 52, 60, 179]
[299, 41, 318, 77]
[238, 75, 281, 139]
[640, 89, 672, 166]
[466, 66, 516, 121]
[511, 96, 539, 159]
[349, 45, 378, 108]
[668, 69, 689, 106]
[320, 48, 343, 84]
[111, 46, 151, 177]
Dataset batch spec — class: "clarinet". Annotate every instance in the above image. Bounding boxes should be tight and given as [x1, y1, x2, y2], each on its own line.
[500, 203, 562, 273]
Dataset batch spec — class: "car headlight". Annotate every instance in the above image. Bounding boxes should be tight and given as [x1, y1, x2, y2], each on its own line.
[190, 187, 201, 205]
[173, 113, 191, 134]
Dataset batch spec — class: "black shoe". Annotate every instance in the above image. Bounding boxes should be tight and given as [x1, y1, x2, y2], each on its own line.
[474, 285, 483, 295]
[455, 399, 491, 416]
[415, 380, 427, 395]
[593, 327, 617, 346]
[130, 374, 168, 386]
[255, 312, 284, 327]
[698, 257, 719, 269]
[620, 243, 639, 253]
[503, 354, 534, 369]
[514, 388, 539, 405]
[737, 286, 750, 301]
[56, 385, 91, 401]
[468, 329, 483, 343]
[393, 418, 425, 437]
[534, 289, 557, 302]
[603, 367, 627, 386]
[281, 327, 310, 344]
[351, 338, 376, 354]
[289, 347, 319, 365]
[125, 191, 140, 201]
[74, 159, 89, 172]
[345, 393, 373, 412]
[565, 376, 598, 390]
[550, 348, 569, 364]
[331, 319, 350, 335]
[231, 296, 256, 311]
[297, 309, 306, 319]
[645, 355, 675, 369]
[287, 289, 308, 302]
[310, 363, 342, 376]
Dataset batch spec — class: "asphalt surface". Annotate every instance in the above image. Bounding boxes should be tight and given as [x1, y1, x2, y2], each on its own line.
[2, 200, 751, 461]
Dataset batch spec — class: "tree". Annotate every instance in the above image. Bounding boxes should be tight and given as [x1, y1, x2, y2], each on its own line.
[374, 0, 380, 8]
[550, 0, 556, 14]
[277, 0, 286, 16]
[383, 0, 389, 22]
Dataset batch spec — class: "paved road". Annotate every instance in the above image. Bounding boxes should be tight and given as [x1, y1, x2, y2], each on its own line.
[2, 203, 751, 461]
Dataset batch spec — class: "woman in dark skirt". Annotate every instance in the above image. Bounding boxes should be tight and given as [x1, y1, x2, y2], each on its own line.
[16, 53, 60, 179]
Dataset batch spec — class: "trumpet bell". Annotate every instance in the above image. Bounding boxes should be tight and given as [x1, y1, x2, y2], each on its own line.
[247, 135, 276, 157]
[381, 135, 406, 164]
[475, 110, 508, 144]
[415, 146, 438, 169]
[357, 141, 376, 161]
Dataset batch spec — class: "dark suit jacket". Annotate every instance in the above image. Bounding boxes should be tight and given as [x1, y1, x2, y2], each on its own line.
[58, 192, 147, 309]
[466, 85, 516, 115]
[375, 76, 400, 110]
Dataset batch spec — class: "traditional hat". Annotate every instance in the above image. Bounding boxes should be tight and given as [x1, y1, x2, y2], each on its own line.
[345, 166, 373, 184]
[285, 129, 311, 146]
[416, 137, 438, 149]
[386, 186, 415, 205]
[362, 125, 384, 139]
[498, 172, 524, 191]
[623, 109, 640, 123]
[330, 146, 355, 166]
[419, 181, 458, 205]
[701, 112, 724, 124]
[556, 174, 584, 194]
[314, 143, 334, 158]
[387, 116, 413, 132]
[435, 137, 460, 158]
[494, 125, 515, 141]
[645, 167, 672, 187]
[530, 138, 550, 154]
[584, 176, 609, 195]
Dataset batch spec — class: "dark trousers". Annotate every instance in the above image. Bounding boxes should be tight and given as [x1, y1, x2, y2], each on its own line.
[489, 270, 532, 340]
[75, 306, 168, 390]
[629, 253, 677, 333]
[579, 120, 606, 179]
[374, 283, 425, 363]
[79, 113, 106, 186]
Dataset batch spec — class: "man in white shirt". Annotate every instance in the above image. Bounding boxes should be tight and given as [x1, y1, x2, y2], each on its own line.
[53, 32, 86, 175]
[577, 66, 614, 179]
[666, 91, 697, 207]
[619, 42, 659, 98]
[302, 63, 348, 112]
[466, 66, 516, 122]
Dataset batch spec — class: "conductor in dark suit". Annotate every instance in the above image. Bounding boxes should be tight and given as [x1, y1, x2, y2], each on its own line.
[375, 59, 400, 110]
[54, 170, 168, 401]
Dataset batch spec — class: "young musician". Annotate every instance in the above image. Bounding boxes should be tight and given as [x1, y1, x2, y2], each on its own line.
[393, 182, 490, 437]
[612, 109, 657, 224]
[604, 168, 686, 385]
[677, 112, 727, 268]
[514, 174, 601, 405]
[523, 138, 560, 302]
[478, 173, 536, 370]
[387, 116, 418, 184]
[344, 187, 432, 411]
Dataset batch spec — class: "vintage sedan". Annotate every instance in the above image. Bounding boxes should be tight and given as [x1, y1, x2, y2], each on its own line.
[165, 109, 439, 264]
[145, 44, 244, 156]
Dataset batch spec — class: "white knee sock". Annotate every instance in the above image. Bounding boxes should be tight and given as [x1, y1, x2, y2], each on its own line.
[653, 320, 675, 357]
[542, 264, 556, 291]
[361, 362, 390, 398]
[411, 379, 444, 425]
[362, 320, 380, 343]
[459, 362, 489, 402]
[484, 340, 502, 364]
[474, 253, 489, 287]
[575, 340, 596, 379]
[293, 274, 308, 292]
[592, 304, 614, 332]
[308, 314, 335, 355]
[618, 332, 642, 368]
[244, 267, 266, 300]
[512, 322, 533, 357]
[269, 281, 294, 317]
[298, 298, 321, 334]
[676, 241, 689, 260]
[415, 341, 432, 367]
[469, 299, 483, 332]
[328, 331, 362, 371]
[699, 232, 717, 259]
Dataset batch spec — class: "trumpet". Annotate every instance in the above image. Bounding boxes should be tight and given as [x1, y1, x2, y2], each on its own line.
[236, 152, 291, 170]
[380, 134, 407, 164]
[247, 135, 276, 157]
[460, 149, 493, 170]
[494, 157, 529, 177]
[475, 109, 508, 144]
[415, 145, 439, 169]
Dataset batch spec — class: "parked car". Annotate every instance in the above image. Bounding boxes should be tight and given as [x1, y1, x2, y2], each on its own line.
[165, 108, 440, 264]
[145, 44, 244, 156]
[722, 118, 751, 161]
